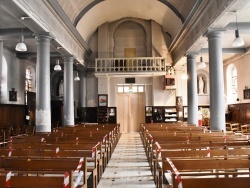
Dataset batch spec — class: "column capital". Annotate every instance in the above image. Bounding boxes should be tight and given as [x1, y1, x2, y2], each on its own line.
[33, 32, 53, 40]
[186, 52, 198, 60]
[62, 55, 75, 62]
[205, 29, 226, 39]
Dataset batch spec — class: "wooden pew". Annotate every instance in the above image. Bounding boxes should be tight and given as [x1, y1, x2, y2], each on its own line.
[153, 143, 250, 187]
[6, 142, 101, 187]
[0, 173, 67, 188]
[0, 157, 88, 188]
[161, 158, 250, 188]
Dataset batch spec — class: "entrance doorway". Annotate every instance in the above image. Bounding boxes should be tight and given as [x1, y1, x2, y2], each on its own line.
[116, 86, 145, 133]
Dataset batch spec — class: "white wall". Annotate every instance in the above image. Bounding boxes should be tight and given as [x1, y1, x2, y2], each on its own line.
[1, 49, 35, 104]
[224, 52, 250, 104]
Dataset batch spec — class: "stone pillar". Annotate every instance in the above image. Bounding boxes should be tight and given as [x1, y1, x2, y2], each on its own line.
[79, 71, 86, 107]
[63, 56, 75, 126]
[35, 34, 52, 132]
[206, 30, 225, 131]
[186, 54, 198, 125]
[0, 41, 3, 103]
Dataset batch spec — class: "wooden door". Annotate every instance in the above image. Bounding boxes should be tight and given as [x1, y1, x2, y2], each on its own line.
[117, 92, 145, 133]
[130, 93, 145, 132]
[117, 94, 130, 133]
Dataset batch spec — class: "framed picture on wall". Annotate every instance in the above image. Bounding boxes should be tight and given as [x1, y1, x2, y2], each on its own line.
[244, 89, 250, 99]
[98, 94, 108, 107]
[9, 88, 17, 101]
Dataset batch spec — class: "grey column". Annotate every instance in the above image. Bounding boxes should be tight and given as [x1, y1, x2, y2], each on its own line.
[0, 41, 3, 103]
[63, 56, 75, 126]
[187, 54, 198, 125]
[206, 30, 225, 131]
[79, 71, 86, 107]
[35, 34, 52, 132]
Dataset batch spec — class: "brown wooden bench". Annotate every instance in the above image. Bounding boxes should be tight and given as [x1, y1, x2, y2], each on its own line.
[0, 157, 88, 188]
[161, 158, 250, 188]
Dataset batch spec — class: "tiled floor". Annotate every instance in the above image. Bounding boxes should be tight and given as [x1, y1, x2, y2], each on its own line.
[97, 132, 156, 188]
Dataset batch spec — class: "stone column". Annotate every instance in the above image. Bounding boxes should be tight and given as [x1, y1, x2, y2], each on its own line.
[63, 56, 75, 126]
[79, 71, 86, 107]
[206, 30, 225, 131]
[186, 54, 198, 125]
[35, 34, 52, 132]
[0, 41, 3, 103]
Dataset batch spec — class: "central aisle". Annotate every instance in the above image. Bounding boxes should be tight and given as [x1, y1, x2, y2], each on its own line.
[97, 132, 155, 188]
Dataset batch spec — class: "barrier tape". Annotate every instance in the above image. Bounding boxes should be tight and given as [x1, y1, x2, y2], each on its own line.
[74, 158, 84, 173]
[76, 137, 79, 145]
[186, 136, 189, 144]
[64, 172, 70, 188]
[155, 142, 161, 158]
[166, 158, 183, 188]
[103, 135, 106, 144]
[92, 146, 97, 158]
[223, 135, 227, 143]
[5, 171, 11, 187]
[9, 137, 12, 143]
[56, 147, 59, 157]
[8, 147, 12, 157]
[206, 147, 210, 157]
[74, 171, 83, 188]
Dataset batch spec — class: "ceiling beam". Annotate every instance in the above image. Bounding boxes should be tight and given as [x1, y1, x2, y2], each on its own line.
[16, 52, 61, 59]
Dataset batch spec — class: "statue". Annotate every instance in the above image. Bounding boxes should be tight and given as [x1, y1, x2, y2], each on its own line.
[59, 79, 64, 96]
[198, 76, 204, 94]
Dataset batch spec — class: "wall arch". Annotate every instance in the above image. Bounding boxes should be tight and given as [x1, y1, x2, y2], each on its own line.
[113, 20, 147, 57]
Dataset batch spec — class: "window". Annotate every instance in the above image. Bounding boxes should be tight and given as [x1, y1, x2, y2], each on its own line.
[226, 64, 237, 104]
[117, 85, 144, 93]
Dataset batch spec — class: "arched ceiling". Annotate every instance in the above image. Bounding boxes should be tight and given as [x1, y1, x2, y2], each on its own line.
[56, 0, 199, 42]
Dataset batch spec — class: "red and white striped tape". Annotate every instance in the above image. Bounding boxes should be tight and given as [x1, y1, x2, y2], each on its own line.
[155, 142, 162, 158]
[206, 147, 210, 157]
[8, 147, 12, 157]
[74, 158, 84, 173]
[55, 147, 59, 158]
[76, 137, 79, 145]
[186, 136, 189, 144]
[5, 171, 11, 187]
[64, 171, 70, 188]
[103, 135, 106, 144]
[223, 135, 227, 143]
[166, 158, 183, 188]
[41, 137, 45, 143]
[9, 137, 12, 143]
[92, 147, 97, 158]
[74, 171, 83, 188]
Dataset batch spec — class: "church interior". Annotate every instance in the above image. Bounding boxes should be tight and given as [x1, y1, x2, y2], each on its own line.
[0, 0, 250, 187]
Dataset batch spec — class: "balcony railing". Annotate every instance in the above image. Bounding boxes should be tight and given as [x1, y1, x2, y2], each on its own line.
[95, 57, 167, 73]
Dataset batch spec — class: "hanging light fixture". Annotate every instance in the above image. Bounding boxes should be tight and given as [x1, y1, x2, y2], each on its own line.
[74, 70, 80, 81]
[232, 12, 244, 47]
[54, 59, 61, 71]
[15, 28, 27, 51]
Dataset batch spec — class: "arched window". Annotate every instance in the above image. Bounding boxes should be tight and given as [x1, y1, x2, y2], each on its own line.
[25, 68, 32, 104]
[227, 64, 237, 104]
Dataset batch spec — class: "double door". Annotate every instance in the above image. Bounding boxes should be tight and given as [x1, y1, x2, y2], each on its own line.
[117, 93, 145, 133]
